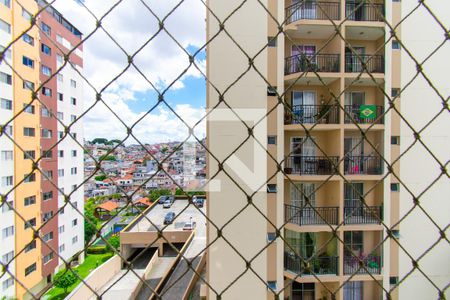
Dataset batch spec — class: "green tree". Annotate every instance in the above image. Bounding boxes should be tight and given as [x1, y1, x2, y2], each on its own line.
[99, 155, 116, 161]
[161, 146, 168, 154]
[106, 235, 120, 252]
[84, 198, 99, 244]
[84, 210, 98, 244]
[53, 270, 77, 293]
[148, 189, 171, 202]
[91, 138, 108, 145]
[94, 174, 107, 181]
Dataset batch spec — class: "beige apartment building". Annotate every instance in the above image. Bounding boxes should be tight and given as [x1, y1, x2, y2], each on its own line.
[207, 1, 449, 300]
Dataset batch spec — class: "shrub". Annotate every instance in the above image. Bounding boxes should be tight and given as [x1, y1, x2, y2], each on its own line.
[86, 246, 107, 254]
[53, 270, 77, 293]
[106, 235, 120, 252]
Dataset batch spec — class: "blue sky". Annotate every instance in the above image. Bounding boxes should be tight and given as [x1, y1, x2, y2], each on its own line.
[127, 47, 206, 114]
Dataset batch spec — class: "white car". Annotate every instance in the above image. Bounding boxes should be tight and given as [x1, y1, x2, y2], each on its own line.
[162, 199, 173, 208]
[183, 221, 196, 230]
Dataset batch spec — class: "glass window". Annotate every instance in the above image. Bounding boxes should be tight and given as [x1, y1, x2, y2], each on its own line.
[0, 98, 12, 110]
[57, 93, 64, 101]
[23, 127, 35, 137]
[392, 40, 401, 50]
[22, 56, 34, 68]
[0, 45, 12, 60]
[41, 22, 51, 35]
[24, 263, 36, 276]
[41, 43, 51, 55]
[70, 79, 77, 88]
[57, 73, 63, 82]
[22, 33, 34, 46]
[24, 240, 36, 252]
[41, 65, 51, 76]
[0, 72, 12, 85]
[71, 97, 76, 105]
[24, 195, 36, 206]
[43, 191, 53, 201]
[344, 231, 363, 257]
[24, 150, 35, 160]
[41, 129, 52, 138]
[1, 176, 13, 187]
[43, 252, 53, 264]
[24, 217, 36, 229]
[23, 104, 35, 114]
[42, 87, 52, 96]
[23, 80, 35, 90]
[1, 225, 14, 238]
[0, 19, 11, 34]
[1, 0, 11, 8]
[41, 107, 51, 118]
[22, 8, 32, 21]
[24, 173, 36, 183]
[1, 150, 13, 160]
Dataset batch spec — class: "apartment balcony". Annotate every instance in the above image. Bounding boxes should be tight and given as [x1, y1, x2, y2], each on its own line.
[344, 155, 383, 175]
[345, 2, 385, 22]
[343, 255, 382, 275]
[344, 105, 384, 124]
[344, 206, 382, 224]
[286, 1, 340, 24]
[285, 104, 340, 125]
[285, 204, 339, 226]
[285, 53, 340, 75]
[285, 156, 339, 175]
[345, 54, 384, 73]
[284, 252, 339, 276]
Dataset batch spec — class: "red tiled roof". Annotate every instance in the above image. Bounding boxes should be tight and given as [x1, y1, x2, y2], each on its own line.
[96, 201, 119, 212]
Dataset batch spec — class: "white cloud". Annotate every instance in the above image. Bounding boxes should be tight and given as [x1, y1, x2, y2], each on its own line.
[53, 0, 206, 143]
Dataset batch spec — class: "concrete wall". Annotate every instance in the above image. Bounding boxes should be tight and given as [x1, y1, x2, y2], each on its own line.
[65, 255, 121, 300]
[398, 1, 450, 299]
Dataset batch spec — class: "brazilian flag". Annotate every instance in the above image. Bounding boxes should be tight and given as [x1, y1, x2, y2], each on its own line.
[360, 105, 376, 119]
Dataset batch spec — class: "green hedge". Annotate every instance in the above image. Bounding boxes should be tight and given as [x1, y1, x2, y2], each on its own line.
[86, 246, 107, 254]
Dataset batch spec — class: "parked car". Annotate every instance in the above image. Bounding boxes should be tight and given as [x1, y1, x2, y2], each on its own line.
[163, 199, 173, 208]
[158, 195, 168, 204]
[167, 195, 175, 202]
[183, 221, 196, 230]
[164, 212, 176, 224]
[193, 196, 204, 208]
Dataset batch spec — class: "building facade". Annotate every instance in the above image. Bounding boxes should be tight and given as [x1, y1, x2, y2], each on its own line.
[207, 1, 448, 300]
[0, 1, 84, 299]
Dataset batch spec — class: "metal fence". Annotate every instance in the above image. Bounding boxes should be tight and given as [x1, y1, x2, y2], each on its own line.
[0, 0, 448, 299]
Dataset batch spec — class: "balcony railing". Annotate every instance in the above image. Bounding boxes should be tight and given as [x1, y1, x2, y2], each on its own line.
[344, 206, 382, 224]
[285, 104, 340, 125]
[346, 2, 385, 22]
[284, 252, 339, 276]
[344, 255, 382, 275]
[285, 155, 339, 175]
[344, 155, 383, 175]
[286, 1, 340, 23]
[285, 204, 339, 226]
[344, 105, 384, 124]
[285, 53, 340, 75]
[345, 54, 384, 73]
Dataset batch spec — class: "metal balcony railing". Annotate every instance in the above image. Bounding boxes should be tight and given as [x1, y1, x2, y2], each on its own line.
[345, 54, 385, 73]
[345, 2, 385, 22]
[284, 252, 339, 276]
[286, 1, 340, 23]
[344, 105, 384, 124]
[344, 155, 383, 175]
[343, 255, 382, 275]
[344, 206, 382, 224]
[285, 155, 339, 175]
[285, 204, 339, 226]
[285, 53, 340, 75]
[285, 104, 340, 125]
